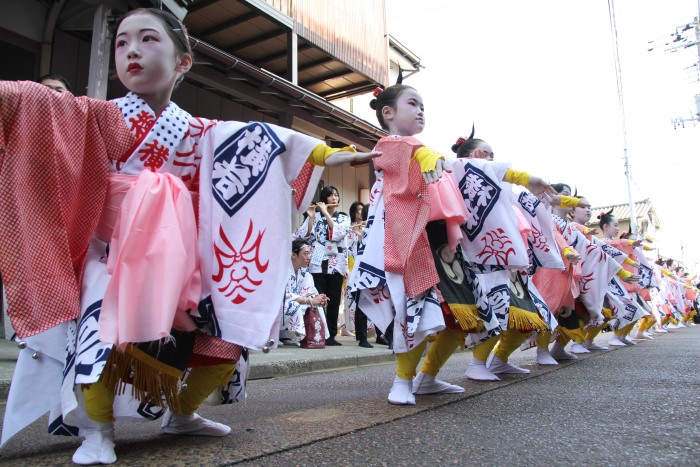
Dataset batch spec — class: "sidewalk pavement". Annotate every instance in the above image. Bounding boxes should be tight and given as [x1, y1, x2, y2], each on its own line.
[0, 334, 395, 400]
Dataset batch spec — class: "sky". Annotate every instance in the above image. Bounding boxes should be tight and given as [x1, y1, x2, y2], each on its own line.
[383, 0, 700, 272]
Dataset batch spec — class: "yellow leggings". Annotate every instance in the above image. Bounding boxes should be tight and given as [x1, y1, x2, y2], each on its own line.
[493, 329, 529, 362]
[395, 340, 428, 381]
[472, 335, 500, 363]
[661, 315, 671, 326]
[585, 327, 602, 342]
[682, 310, 696, 323]
[614, 323, 635, 337]
[556, 326, 585, 345]
[638, 315, 654, 332]
[669, 315, 679, 325]
[83, 362, 237, 423]
[419, 329, 465, 377]
[536, 331, 551, 349]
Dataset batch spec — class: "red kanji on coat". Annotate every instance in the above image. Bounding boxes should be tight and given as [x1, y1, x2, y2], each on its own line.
[128, 110, 156, 139]
[138, 139, 169, 171]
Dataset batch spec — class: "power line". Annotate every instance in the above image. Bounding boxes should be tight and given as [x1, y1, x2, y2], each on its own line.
[607, 0, 638, 235]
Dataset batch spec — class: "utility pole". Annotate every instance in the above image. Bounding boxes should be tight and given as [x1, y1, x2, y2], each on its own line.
[607, 0, 638, 235]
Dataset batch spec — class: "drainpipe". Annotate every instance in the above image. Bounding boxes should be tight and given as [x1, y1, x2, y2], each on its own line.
[39, 0, 66, 76]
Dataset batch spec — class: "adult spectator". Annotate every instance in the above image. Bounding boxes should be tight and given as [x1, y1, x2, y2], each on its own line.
[280, 239, 329, 345]
[39, 74, 71, 93]
[294, 185, 350, 346]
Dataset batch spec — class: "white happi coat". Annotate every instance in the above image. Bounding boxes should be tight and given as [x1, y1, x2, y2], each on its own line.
[280, 265, 329, 342]
[2, 94, 323, 445]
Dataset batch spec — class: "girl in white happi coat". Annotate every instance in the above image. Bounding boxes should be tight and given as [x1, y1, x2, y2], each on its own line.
[448, 135, 559, 380]
[280, 240, 329, 344]
[0, 8, 380, 465]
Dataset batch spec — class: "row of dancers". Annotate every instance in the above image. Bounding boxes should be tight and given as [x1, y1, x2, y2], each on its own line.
[0, 7, 696, 464]
[343, 82, 698, 405]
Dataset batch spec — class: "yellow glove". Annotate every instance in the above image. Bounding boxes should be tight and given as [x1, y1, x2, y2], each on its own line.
[562, 247, 575, 257]
[558, 196, 580, 208]
[624, 257, 638, 267]
[413, 147, 445, 173]
[307, 144, 356, 166]
[504, 169, 531, 189]
[617, 269, 633, 280]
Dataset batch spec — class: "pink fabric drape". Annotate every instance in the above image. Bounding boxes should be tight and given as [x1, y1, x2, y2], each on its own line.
[427, 173, 468, 253]
[99, 171, 199, 349]
[0, 81, 135, 338]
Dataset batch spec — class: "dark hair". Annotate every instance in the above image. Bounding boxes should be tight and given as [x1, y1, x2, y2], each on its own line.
[349, 201, 364, 222]
[369, 84, 415, 130]
[597, 209, 615, 229]
[551, 183, 571, 194]
[292, 239, 307, 254]
[665, 258, 674, 268]
[38, 74, 71, 92]
[319, 185, 339, 204]
[115, 8, 193, 86]
[453, 138, 487, 158]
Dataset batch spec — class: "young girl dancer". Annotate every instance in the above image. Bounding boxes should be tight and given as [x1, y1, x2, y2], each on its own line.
[449, 133, 565, 378]
[596, 211, 647, 347]
[408, 130, 556, 388]
[349, 83, 467, 405]
[0, 8, 378, 464]
[569, 197, 612, 350]
[531, 183, 587, 363]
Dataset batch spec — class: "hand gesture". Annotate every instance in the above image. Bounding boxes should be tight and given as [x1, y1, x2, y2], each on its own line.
[316, 201, 328, 214]
[306, 205, 317, 218]
[353, 150, 382, 164]
[632, 239, 643, 247]
[623, 274, 641, 283]
[586, 228, 599, 236]
[528, 175, 556, 196]
[422, 158, 451, 184]
[566, 251, 581, 265]
[313, 293, 329, 307]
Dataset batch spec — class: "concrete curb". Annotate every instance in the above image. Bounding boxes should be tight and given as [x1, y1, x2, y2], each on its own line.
[0, 346, 396, 401]
[248, 352, 396, 380]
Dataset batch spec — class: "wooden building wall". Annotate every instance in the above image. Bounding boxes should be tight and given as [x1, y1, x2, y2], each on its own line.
[263, 0, 388, 86]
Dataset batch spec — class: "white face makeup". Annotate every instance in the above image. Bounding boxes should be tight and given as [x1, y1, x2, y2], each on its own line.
[383, 88, 425, 136]
[115, 13, 189, 111]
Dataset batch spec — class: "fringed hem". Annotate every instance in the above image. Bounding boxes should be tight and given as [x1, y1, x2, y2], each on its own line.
[508, 306, 548, 333]
[99, 344, 182, 411]
[448, 304, 486, 333]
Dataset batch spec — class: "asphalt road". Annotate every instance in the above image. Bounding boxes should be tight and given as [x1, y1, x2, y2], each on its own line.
[0, 327, 698, 466]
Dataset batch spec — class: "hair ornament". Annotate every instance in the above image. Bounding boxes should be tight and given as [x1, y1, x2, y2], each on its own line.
[451, 123, 476, 153]
[597, 208, 614, 220]
[373, 86, 384, 98]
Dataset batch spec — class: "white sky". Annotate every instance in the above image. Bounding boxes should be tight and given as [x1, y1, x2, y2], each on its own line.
[383, 0, 700, 272]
